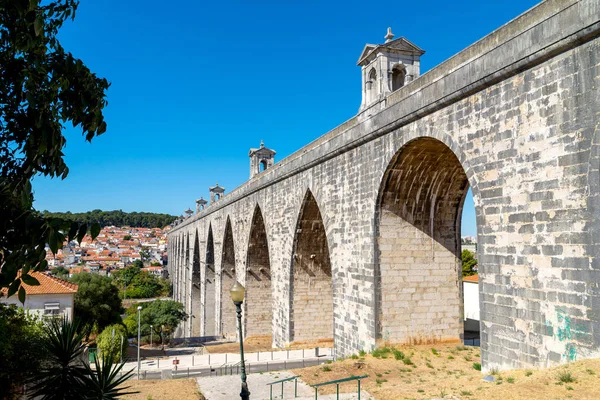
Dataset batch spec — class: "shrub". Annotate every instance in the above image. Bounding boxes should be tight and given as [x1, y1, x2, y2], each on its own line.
[507, 377, 515, 384]
[393, 349, 405, 360]
[431, 348, 439, 355]
[525, 371, 533, 377]
[447, 356, 454, 360]
[372, 347, 391, 358]
[96, 324, 128, 360]
[402, 357, 413, 366]
[557, 371, 576, 384]
[322, 366, 331, 372]
[359, 350, 366, 357]
[472, 363, 482, 371]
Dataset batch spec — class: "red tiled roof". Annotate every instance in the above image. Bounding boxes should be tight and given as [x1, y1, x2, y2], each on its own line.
[463, 274, 479, 283]
[1, 271, 78, 296]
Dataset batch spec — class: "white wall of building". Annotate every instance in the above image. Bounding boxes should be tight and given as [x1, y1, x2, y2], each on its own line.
[463, 281, 480, 332]
[1, 293, 75, 320]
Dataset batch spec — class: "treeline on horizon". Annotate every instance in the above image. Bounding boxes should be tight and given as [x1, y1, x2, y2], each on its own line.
[41, 209, 176, 228]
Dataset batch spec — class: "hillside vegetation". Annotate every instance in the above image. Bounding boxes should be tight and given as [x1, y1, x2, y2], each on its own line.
[41, 210, 176, 228]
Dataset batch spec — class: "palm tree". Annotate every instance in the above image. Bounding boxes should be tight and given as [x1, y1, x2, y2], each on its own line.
[27, 318, 137, 400]
[84, 353, 136, 399]
[27, 318, 88, 399]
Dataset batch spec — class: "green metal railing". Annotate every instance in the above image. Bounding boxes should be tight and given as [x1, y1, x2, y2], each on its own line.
[311, 375, 368, 400]
[217, 359, 247, 376]
[266, 375, 299, 399]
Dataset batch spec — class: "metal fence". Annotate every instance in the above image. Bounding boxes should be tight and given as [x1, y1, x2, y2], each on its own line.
[119, 356, 330, 381]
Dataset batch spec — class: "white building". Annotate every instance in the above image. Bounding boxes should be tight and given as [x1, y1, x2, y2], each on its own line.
[463, 274, 480, 332]
[0, 272, 78, 320]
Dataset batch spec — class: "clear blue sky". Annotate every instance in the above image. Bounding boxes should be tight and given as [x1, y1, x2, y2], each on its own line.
[32, 0, 540, 237]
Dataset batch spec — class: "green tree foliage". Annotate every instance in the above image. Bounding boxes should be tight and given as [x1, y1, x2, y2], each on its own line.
[139, 300, 187, 348]
[96, 324, 127, 361]
[123, 235, 132, 241]
[70, 273, 122, 336]
[113, 266, 170, 299]
[27, 318, 135, 399]
[139, 247, 151, 264]
[0, 305, 45, 399]
[50, 266, 69, 279]
[462, 249, 478, 277]
[132, 259, 144, 269]
[0, 0, 108, 298]
[41, 210, 176, 229]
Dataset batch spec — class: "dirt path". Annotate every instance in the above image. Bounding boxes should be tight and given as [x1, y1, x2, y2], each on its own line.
[121, 378, 203, 400]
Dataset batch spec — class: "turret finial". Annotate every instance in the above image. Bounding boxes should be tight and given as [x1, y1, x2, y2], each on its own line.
[385, 27, 394, 43]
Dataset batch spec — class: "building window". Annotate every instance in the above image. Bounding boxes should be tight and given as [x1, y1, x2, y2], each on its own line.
[367, 67, 377, 103]
[44, 302, 61, 317]
[392, 65, 406, 91]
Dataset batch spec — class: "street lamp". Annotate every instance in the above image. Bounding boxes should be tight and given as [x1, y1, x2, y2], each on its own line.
[230, 281, 250, 400]
[150, 325, 153, 349]
[137, 305, 142, 380]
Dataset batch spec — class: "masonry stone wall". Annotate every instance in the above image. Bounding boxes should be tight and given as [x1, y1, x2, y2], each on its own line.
[203, 225, 216, 336]
[245, 206, 273, 338]
[220, 220, 237, 339]
[377, 137, 468, 345]
[167, 0, 600, 371]
[291, 191, 334, 342]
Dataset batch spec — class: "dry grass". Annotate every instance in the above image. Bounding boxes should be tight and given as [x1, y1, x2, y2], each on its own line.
[205, 335, 333, 354]
[121, 378, 204, 400]
[293, 343, 600, 400]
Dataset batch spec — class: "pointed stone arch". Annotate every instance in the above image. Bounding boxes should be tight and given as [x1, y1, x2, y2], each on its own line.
[191, 229, 201, 336]
[220, 217, 237, 339]
[245, 205, 273, 339]
[289, 190, 333, 343]
[375, 136, 470, 345]
[204, 224, 216, 336]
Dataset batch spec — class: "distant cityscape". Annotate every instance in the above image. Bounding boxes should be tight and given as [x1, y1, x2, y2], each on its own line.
[46, 226, 170, 277]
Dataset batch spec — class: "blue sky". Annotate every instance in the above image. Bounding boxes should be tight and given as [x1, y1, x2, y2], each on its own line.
[32, 0, 540, 236]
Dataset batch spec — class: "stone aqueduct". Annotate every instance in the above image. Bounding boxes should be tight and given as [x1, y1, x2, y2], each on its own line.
[168, 0, 600, 370]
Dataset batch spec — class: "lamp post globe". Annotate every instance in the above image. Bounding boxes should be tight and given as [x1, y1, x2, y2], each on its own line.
[230, 281, 250, 400]
[229, 280, 245, 303]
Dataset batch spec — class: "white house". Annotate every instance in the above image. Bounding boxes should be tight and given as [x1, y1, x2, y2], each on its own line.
[463, 274, 480, 332]
[0, 272, 78, 320]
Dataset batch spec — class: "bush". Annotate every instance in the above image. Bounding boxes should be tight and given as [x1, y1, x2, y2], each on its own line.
[557, 371, 576, 383]
[393, 349, 405, 360]
[97, 324, 128, 360]
[472, 362, 482, 371]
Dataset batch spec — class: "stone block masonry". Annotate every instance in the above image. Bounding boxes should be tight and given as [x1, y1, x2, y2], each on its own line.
[168, 0, 600, 371]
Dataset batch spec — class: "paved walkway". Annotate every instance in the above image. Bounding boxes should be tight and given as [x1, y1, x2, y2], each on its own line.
[124, 346, 333, 372]
[197, 371, 373, 400]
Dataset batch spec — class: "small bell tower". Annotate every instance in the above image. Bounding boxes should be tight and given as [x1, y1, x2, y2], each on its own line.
[357, 28, 425, 112]
[249, 141, 276, 179]
[209, 183, 225, 203]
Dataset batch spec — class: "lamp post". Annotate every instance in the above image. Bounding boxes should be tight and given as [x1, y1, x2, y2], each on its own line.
[150, 325, 153, 349]
[137, 305, 142, 380]
[230, 281, 250, 400]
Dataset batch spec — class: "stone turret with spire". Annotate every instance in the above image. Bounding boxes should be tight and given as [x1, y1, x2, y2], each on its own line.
[209, 183, 225, 204]
[249, 140, 276, 179]
[357, 27, 425, 112]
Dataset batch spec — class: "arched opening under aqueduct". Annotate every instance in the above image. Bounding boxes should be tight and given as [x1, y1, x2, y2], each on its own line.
[376, 137, 472, 345]
[290, 190, 333, 343]
[191, 230, 201, 336]
[245, 206, 273, 339]
[220, 218, 237, 339]
[204, 225, 216, 336]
